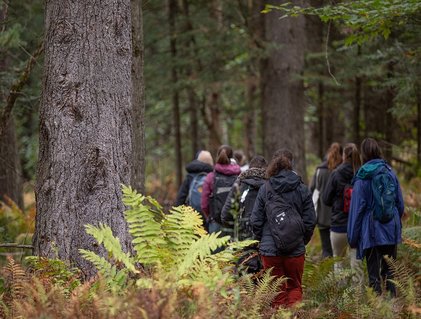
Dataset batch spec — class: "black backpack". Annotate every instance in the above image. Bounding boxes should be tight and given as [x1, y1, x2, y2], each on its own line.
[210, 172, 238, 223]
[238, 183, 260, 240]
[265, 181, 305, 254]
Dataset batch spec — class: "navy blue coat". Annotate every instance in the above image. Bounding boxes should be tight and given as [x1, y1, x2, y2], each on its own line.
[347, 159, 404, 259]
[175, 160, 213, 206]
[250, 170, 316, 257]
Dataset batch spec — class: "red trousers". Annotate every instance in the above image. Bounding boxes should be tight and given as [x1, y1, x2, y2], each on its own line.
[261, 254, 305, 308]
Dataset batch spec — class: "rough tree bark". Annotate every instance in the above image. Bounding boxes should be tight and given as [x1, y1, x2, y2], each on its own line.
[181, 0, 199, 158]
[262, 0, 307, 179]
[131, 0, 146, 193]
[305, 0, 324, 159]
[0, 117, 23, 209]
[383, 61, 396, 163]
[417, 86, 421, 166]
[169, 0, 183, 188]
[353, 45, 362, 145]
[34, 0, 133, 277]
[243, 0, 264, 160]
[0, 3, 23, 209]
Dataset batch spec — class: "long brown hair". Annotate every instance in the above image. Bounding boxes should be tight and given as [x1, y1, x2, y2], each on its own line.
[360, 138, 382, 164]
[266, 149, 293, 178]
[216, 145, 233, 165]
[327, 142, 343, 171]
[343, 143, 361, 174]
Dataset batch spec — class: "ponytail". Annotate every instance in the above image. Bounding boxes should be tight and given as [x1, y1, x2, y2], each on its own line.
[216, 145, 233, 165]
[327, 142, 343, 171]
[343, 143, 361, 174]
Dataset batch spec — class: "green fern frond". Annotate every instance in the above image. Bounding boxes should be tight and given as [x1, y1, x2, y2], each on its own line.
[122, 187, 166, 265]
[79, 249, 127, 290]
[176, 233, 230, 276]
[162, 206, 207, 260]
[122, 185, 164, 219]
[84, 224, 137, 273]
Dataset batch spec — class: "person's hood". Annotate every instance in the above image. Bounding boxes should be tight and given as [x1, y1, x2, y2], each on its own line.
[185, 160, 213, 174]
[239, 167, 266, 188]
[355, 159, 387, 180]
[215, 163, 241, 176]
[317, 160, 328, 169]
[270, 169, 301, 193]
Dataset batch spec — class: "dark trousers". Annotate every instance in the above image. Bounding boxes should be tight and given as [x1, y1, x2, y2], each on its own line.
[319, 227, 333, 258]
[261, 254, 305, 308]
[364, 245, 397, 297]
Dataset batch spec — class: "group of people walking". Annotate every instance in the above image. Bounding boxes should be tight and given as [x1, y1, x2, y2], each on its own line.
[175, 138, 404, 308]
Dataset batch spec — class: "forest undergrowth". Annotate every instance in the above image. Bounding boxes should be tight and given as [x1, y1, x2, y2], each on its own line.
[0, 183, 419, 318]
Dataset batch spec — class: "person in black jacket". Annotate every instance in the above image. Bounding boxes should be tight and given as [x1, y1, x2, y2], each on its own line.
[322, 143, 363, 279]
[175, 150, 213, 219]
[251, 149, 316, 308]
[221, 155, 267, 241]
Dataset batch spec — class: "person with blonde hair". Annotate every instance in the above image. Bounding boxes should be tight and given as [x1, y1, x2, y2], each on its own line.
[175, 150, 214, 228]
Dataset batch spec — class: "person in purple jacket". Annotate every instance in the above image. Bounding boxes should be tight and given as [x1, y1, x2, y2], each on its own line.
[201, 145, 241, 234]
[348, 138, 404, 296]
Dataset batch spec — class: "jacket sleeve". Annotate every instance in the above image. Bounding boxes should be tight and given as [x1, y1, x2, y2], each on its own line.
[201, 172, 213, 219]
[394, 175, 404, 217]
[301, 186, 316, 245]
[309, 169, 317, 193]
[175, 174, 191, 206]
[347, 180, 366, 248]
[250, 185, 267, 240]
[221, 179, 240, 226]
[322, 171, 337, 207]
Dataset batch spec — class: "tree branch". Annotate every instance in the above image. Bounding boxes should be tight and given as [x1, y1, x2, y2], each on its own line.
[0, 243, 33, 249]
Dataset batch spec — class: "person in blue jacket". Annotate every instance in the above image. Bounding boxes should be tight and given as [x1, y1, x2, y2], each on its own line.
[347, 138, 404, 296]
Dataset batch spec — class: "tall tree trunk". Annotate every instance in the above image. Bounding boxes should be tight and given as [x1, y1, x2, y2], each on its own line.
[384, 62, 395, 162]
[131, 0, 146, 193]
[34, 0, 133, 277]
[0, 2, 23, 209]
[244, 76, 257, 160]
[243, 0, 264, 160]
[417, 86, 421, 166]
[181, 0, 199, 158]
[305, 0, 324, 159]
[262, 0, 307, 179]
[353, 45, 362, 145]
[188, 89, 199, 157]
[317, 81, 325, 159]
[169, 0, 183, 187]
[0, 118, 23, 209]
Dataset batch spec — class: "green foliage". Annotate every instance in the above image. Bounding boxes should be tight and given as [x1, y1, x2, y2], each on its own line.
[81, 185, 256, 293]
[25, 256, 81, 295]
[0, 198, 34, 264]
[263, 0, 421, 45]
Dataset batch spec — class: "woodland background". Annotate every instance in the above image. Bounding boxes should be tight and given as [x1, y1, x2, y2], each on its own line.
[0, 0, 420, 318]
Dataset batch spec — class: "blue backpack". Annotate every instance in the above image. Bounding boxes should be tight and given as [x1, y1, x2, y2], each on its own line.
[371, 167, 396, 223]
[187, 172, 207, 212]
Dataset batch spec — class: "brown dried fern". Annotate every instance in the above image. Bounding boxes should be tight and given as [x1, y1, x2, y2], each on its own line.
[2, 256, 28, 318]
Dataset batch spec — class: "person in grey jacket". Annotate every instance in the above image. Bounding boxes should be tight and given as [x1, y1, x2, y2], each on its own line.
[310, 142, 342, 258]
